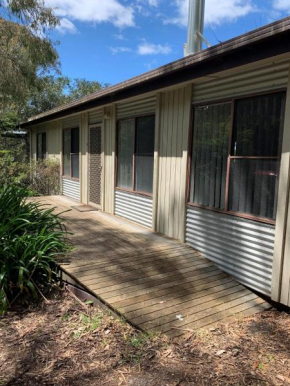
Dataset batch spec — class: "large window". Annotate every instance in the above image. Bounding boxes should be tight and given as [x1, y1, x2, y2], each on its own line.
[63, 128, 79, 179]
[189, 92, 285, 222]
[117, 115, 155, 195]
[37, 133, 46, 160]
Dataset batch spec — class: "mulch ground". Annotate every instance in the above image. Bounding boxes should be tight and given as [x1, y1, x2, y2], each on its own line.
[1, 289, 290, 386]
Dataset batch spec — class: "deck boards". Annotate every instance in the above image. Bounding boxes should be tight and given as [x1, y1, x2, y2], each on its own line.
[38, 196, 271, 337]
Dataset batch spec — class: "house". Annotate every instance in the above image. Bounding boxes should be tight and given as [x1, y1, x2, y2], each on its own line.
[20, 16, 290, 307]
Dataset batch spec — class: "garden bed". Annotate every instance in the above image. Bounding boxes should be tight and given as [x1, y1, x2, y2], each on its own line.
[0, 289, 290, 386]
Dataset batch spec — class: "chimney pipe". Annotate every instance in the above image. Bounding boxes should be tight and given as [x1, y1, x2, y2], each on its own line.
[184, 0, 205, 56]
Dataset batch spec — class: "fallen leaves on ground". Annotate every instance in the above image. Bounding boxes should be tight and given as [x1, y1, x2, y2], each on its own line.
[0, 289, 290, 385]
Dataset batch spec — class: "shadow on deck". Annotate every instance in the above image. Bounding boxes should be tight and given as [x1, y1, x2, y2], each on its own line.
[37, 195, 271, 338]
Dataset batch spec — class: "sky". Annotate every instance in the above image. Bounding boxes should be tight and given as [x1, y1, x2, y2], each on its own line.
[45, 0, 290, 86]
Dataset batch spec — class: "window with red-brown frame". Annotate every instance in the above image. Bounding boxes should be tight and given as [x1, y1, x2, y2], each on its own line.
[63, 128, 79, 179]
[116, 115, 155, 196]
[188, 91, 286, 223]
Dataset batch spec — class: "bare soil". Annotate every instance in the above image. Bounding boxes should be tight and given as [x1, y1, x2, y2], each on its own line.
[1, 289, 290, 386]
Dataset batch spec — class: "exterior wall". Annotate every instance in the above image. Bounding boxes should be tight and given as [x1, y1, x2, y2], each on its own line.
[80, 113, 89, 204]
[62, 178, 80, 201]
[103, 105, 116, 214]
[193, 58, 290, 102]
[186, 207, 275, 296]
[272, 65, 290, 305]
[187, 58, 290, 299]
[46, 120, 61, 160]
[156, 85, 192, 241]
[113, 95, 157, 224]
[116, 94, 156, 119]
[115, 190, 153, 228]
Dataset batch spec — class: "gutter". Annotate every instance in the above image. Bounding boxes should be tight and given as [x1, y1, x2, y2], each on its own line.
[20, 16, 290, 128]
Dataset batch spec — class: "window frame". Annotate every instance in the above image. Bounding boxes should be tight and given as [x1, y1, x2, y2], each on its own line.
[62, 127, 80, 181]
[187, 89, 286, 225]
[115, 114, 155, 197]
[36, 132, 47, 161]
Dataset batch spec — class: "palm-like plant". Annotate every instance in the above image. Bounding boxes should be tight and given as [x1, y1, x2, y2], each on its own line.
[0, 186, 70, 313]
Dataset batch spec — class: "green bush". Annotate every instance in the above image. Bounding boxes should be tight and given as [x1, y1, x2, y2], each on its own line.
[0, 151, 60, 195]
[0, 186, 70, 314]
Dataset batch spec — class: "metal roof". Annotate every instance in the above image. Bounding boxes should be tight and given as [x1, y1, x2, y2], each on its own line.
[20, 16, 290, 127]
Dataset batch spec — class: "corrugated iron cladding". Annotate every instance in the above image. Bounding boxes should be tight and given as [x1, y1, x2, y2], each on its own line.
[62, 178, 80, 202]
[186, 206, 275, 296]
[117, 95, 156, 119]
[193, 60, 289, 102]
[89, 109, 103, 124]
[62, 115, 80, 129]
[115, 190, 153, 228]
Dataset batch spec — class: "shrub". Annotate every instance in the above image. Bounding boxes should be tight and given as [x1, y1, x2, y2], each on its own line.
[0, 186, 70, 314]
[0, 151, 60, 195]
[29, 158, 61, 195]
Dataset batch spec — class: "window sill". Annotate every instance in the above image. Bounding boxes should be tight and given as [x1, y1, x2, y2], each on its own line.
[62, 176, 80, 182]
[187, 202, 275, 226]
[115, 187, 153, 198]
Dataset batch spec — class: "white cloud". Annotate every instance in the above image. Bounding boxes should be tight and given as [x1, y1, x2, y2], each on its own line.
[45, 0, 135, 28]
[114, 33, 127, 40]
[148, 0, 159, 6]
[167, 0, 254, 27]
[137, 42, 172, 55]
[273, 0, 290, 11]
[110, 46, 132, 54]
[56, 18, 77, 34]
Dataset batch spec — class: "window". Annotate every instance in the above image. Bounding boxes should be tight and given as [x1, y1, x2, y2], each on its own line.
[117, 115, 155, 195]
[63, 128, 79, 179]
[189, 92, 285, 222]
[37, 133, 46, 160]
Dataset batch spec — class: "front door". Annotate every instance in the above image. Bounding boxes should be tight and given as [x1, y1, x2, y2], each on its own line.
[89, 126, 102, 208]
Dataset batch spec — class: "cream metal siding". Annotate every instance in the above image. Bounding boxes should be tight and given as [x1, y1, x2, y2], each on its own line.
[272, 66, 290, 306]
[115, 190, 153, 228]
[62, 178, 80, 201]
[80, 113, 89, 204]
[156, 85, 192, 241]
[89, 109, 103, 124]
[193, 59, 290, 102]
[103, 106, 116, 214]
[186, 206, 275, 296]
[280, 186, 290, 306]
[116, 95, 156, 119]
[62, 115, 80, 129]
[46, 120, 61, 160]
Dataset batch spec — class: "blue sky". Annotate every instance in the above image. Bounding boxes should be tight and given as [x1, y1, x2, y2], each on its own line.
[46, 0, 290, 86]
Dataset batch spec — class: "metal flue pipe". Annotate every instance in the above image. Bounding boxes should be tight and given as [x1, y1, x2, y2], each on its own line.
[184, 0, 205, 56]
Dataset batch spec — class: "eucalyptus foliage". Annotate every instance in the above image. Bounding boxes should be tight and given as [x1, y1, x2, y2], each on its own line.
[0, 186, 70, 313]
[0, 0, 60, 112]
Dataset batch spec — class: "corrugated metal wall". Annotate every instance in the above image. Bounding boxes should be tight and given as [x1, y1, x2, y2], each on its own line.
[89, 109, 103, 124]
[62, 178, 80, 202]
[103, 106, 116, 214]
[117, 95, 156, 119]
[47, 121, 61, 160]
[62, 115, 80, 129]
[156, 85, 192, 241]
[115, 190, 153, 228]
[186, 207, 275, 295]
[193, 60, 289, 102]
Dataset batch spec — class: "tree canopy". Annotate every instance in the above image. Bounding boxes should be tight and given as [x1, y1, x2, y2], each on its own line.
[0, 0, 109, 129]
[0, 0, 60, 113]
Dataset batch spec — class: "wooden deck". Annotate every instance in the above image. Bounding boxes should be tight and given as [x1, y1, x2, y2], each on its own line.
[41, 196, 270, 338]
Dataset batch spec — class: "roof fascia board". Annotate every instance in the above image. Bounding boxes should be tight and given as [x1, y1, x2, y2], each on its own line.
[21, 27, 290, 128]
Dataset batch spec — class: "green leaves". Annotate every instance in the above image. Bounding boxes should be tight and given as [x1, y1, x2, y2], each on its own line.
[0, 185, 71, 314]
